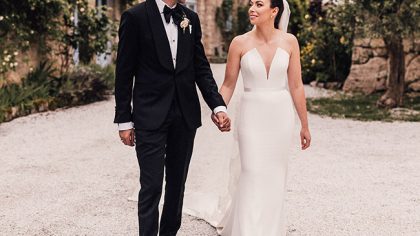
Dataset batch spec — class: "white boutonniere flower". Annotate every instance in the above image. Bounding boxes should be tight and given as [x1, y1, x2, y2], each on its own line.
[180, 14, 191, 34]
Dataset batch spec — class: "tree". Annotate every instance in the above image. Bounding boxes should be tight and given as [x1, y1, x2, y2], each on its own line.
[341, 0, 420, 108]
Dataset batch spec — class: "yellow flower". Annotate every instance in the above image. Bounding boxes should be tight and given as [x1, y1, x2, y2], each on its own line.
[304, 14, 310, 19]
[311, 59, 316, 65]
[339, 36, 346, 44]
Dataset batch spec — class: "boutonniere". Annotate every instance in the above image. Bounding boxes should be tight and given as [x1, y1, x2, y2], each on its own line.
[180, 14, 191, 34]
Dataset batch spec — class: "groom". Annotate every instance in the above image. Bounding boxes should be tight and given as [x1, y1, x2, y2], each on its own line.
[114, 0, 230, 235]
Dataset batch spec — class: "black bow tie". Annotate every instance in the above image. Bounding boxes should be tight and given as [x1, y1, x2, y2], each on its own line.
[163, 5, 181, 24]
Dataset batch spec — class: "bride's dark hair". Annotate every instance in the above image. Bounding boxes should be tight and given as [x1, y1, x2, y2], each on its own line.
[270, 0, 284, 29]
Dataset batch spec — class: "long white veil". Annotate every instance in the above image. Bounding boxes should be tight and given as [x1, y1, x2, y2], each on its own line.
[279, 0, 291, 32]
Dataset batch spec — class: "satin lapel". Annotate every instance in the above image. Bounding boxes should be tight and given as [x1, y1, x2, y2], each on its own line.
[145, 0, 174, 71]
[175, 24, 188, 73]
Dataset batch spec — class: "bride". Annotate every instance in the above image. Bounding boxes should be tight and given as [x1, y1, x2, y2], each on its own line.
[210, 0, 311, 235]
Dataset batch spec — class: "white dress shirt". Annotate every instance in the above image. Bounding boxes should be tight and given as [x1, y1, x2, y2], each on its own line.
[118, 0, 227, 130]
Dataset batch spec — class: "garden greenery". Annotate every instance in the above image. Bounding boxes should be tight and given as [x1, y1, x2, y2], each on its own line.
[0, 0, 116, 123]
[0, 0, 116, 79]
[0, 62, 115, 123]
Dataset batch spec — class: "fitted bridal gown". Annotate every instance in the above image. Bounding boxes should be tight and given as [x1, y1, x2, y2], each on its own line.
[217, 47, 296, 236]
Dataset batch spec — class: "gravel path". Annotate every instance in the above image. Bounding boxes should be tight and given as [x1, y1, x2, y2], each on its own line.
[1, 64, 419, 235]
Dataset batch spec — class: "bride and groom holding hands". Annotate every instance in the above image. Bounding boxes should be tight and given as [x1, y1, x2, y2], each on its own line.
[114, 0, 311, 235]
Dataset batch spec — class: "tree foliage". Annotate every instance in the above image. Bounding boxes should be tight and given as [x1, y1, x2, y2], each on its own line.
[350, 0, 419, 41]
[336, 0, 420, 107]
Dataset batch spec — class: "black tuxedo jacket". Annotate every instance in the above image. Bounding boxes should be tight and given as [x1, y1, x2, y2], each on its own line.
[113, 0, 226, 130]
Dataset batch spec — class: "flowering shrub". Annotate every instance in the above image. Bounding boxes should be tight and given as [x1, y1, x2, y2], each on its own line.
[0, 0, 64, 77]
[297, 1, 354, 84]
[0, 0, 117, 122]
[0, 0, 116, 80]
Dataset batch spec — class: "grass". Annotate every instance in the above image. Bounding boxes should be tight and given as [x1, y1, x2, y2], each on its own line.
[307, 93, 420, 122]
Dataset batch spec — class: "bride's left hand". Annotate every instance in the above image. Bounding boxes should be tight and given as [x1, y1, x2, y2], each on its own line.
[300, 127, 311, 150]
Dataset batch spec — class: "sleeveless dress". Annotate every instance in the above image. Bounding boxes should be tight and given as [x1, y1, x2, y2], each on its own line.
[218, 47, 296, 236]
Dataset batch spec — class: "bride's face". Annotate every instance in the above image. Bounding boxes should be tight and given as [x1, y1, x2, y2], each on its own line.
[248, 0, 278, 27]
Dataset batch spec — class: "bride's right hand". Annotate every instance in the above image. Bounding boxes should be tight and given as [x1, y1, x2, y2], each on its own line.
[300, 127, 311, 150]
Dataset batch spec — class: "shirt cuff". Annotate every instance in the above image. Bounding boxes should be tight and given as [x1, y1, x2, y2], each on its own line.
[118, 122, 134, 131]
[213, 106, 227, 114]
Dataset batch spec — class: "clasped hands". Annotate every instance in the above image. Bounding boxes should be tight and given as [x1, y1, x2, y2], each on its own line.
[211, 112, 231, 132]
[120, 112, 231, 147]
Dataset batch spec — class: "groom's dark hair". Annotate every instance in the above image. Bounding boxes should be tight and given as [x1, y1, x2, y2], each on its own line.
[270, 0, 284, 29]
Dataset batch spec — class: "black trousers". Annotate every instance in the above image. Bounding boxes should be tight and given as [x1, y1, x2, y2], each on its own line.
[134, 98, 196, 236]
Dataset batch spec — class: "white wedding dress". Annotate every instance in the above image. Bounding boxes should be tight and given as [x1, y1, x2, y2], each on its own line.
[216, 47, 296, 236]
[182, 1, 296, 234]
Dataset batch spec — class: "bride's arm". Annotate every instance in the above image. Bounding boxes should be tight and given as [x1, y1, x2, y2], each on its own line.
[219, 37, 242, 106]
[287, 34, 311, 150]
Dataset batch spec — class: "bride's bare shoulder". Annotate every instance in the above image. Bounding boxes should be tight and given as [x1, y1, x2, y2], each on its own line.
[282, 32, 299, 46]
[232, 32, 251, 47]
[230, 32, 252, 54]
[275, 32, 299, 54]
[275, 31, 297, 42]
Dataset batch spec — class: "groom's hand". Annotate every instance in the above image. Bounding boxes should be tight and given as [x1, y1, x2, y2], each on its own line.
[211, 112, 231, 132]
[119, 129, 135, 146]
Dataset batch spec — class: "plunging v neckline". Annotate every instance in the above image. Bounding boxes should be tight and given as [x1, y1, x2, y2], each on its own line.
[242, 47, 290, 80]
[253, 48, 279, 80]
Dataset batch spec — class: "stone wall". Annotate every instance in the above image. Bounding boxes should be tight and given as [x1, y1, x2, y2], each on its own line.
[343, 38, 420, 94]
